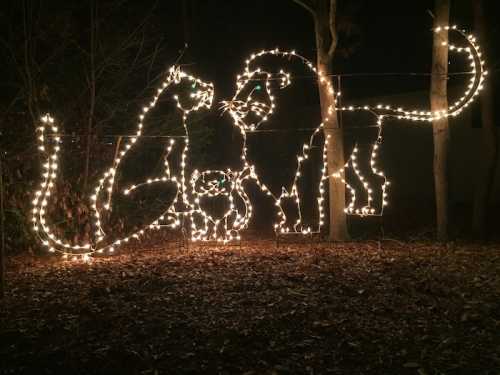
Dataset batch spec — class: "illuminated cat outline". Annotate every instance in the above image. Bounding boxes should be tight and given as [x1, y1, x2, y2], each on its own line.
[32, 25, 486, 258]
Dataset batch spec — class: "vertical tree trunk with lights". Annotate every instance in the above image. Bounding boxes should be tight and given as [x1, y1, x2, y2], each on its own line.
[293, 0, 348, 241]
[472, 0, 497, 239]
[430, 0, 450, 242]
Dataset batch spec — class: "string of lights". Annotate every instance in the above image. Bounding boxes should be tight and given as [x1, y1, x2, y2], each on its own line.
[32, 25, 486, 259]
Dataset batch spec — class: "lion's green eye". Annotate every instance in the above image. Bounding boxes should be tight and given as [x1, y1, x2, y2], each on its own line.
[218, 176, 225, 188]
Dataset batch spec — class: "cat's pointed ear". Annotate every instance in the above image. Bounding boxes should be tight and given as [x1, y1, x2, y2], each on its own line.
[165, 66, 214, 114]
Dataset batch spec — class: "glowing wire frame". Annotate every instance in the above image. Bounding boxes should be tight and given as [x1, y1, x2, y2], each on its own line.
[32, 25, 486, 258]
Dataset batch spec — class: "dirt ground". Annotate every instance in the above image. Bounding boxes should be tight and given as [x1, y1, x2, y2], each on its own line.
[1, 240, 499, 374]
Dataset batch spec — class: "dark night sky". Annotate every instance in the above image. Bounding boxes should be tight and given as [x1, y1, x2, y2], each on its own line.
[155, 0, 485, 100]
[1, 0, 496, 109]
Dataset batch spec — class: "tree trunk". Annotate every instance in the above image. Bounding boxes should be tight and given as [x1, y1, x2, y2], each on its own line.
[430, 0, 450, 242]
[472, 0, 498, 239]
[310, 1, 348, 241]
[317, 60, 348, 241]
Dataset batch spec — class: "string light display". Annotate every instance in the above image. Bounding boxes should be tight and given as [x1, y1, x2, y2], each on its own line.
[32, 25, 486, 258]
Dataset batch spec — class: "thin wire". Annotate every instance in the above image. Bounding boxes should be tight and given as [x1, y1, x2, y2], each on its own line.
[244, 70, 478, 82]
[45, 124, 383, 139]
[47, 134, 187, 138]
[332, 71, 476, 77]
[247, 125, 381, 133]
[243, 67, 500, 81]
[40, 64, 499, 139]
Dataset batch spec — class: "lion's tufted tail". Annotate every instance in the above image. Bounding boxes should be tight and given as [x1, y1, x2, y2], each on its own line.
[439, 26, 486, 118]
[386, 26, 487, 122]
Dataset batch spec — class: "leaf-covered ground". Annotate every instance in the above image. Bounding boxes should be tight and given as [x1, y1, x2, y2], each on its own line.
[1, 241, 500, 374]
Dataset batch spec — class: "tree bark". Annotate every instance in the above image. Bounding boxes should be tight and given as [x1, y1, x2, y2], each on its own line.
[296, 0, 348, 241]
[472, 0, 498, 239]
[430, 0, 450, 242]
[317, 60, 348, 241]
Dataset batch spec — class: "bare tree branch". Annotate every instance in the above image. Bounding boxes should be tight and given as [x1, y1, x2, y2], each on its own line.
[94, 3, 157, 81]
[327, 0, 337, 59]
[147, 39, 162, 82]
[291, 0, 316, 18]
